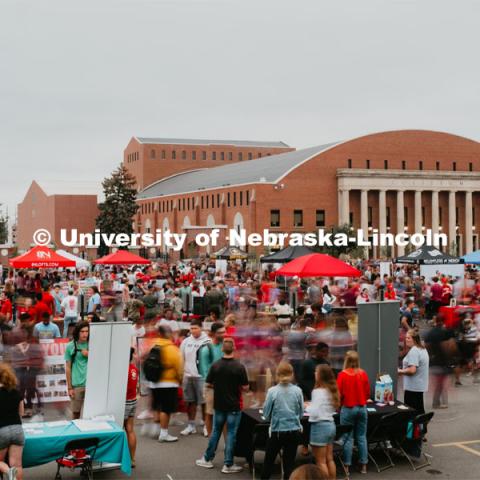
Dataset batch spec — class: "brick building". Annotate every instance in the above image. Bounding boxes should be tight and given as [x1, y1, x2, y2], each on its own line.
[17, 181, 99, 253]
[133, 130, 480, 259]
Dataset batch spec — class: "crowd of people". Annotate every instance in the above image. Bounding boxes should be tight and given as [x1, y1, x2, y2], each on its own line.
[0, 258, 479, 479]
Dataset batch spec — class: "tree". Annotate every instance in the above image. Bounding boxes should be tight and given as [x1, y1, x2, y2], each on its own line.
[313, 223, 366, 259]
[96, 165, 139, 255]
[0, 205, 8, 244]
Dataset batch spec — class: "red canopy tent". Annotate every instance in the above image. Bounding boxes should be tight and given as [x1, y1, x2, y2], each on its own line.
[274, 253, 361, 278]
[95, 250, 151, 265]
[10, 246, 76, 269]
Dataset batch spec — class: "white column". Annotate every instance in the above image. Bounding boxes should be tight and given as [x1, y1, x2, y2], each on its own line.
[414, 190, 422, 234]
[431, 190, 439, 238]
[448, 190, 456, 252]
[379, 189, 387, 234]
[465, 190, 473, 254]
[396, 190, 405, 257]
[341, 189, 350, 225]
[360, 190, 369, 233]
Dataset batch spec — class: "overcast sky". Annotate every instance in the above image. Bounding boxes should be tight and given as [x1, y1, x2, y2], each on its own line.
[1, 0, 480, 218]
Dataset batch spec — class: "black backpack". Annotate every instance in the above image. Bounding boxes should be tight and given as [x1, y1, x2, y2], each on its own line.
[143, 346, 164, 382]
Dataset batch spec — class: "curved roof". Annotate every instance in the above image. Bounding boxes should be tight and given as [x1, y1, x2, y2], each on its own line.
[137, 142, 339, 199]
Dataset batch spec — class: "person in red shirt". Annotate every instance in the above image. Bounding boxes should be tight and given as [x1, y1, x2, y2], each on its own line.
[41, 286, 55, 315]
[0, 292, 13, 322]
[33, 293, 52, 323]
[124, 348, 139, 468]
[384, 283, 396, 300]
[440, 277, 453, 306]
[337, 351, 371, 476]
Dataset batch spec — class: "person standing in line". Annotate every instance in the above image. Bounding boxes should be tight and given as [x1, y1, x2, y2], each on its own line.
[33, 312, 61, 340]
[261, 362, 304, 480]
[65, 321, 89, 419]
[307, 365, 339, 480]
[124, 348, 138, 468]
[61, 289, 78, 338]
[337, 351, 371, 476]
[180, 320, 211, 436]
[398, 329, 429, 413]
[198, 322, 226, 437]
[0, 363, 25, 480]
[196, 338, 249, 474]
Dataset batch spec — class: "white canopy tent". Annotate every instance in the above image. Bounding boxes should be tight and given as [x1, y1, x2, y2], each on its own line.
[56, 249, 91, 269]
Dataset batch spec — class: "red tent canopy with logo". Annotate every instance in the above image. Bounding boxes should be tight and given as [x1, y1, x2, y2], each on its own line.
[95, 250, 151, 265]
[274, 253, 361, 278]
[10, 246, 76, 269]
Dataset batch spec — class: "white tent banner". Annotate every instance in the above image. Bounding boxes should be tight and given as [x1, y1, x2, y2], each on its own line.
[420, 264, 465, 282]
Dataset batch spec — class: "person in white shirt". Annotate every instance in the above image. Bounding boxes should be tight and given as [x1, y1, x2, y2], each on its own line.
[179, 320, 211, 436]
[61, 289, 78, 338]
[307, 365, 340, 480]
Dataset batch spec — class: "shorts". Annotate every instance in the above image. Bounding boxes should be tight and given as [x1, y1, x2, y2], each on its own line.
[310, 421, 336, 447]
[151, 387, 178, 414]
[71, 387, 86, 414]
[124, 399, 137, 419]
[204, 385, 214, 415]
[0, 425, 25, 449]
[183, 377, 205, 404]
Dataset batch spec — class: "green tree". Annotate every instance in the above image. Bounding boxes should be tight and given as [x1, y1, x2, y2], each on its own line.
[313, 224, 366, 259]
[96, 165, 139, 255]
[0, 205, 8, 244]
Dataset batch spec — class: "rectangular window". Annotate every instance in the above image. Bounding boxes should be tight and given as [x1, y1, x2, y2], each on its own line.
[202, 151, 207, 160]
[238, 152, 243, 161]
[456, 207, 459, 225]
[316, 209, 325, 227]
[239, 191, 243, 206]
[348, 159, 352, 168]
[386, 207, 391, 228]
[217, 194, 220, 208]
[150, 149, 156, 159]
[366, 159, 370, 169]
[212, 151, 217, 160]
[182, 198, 186, 210]
[368, 207, 373, 227]
[162, 150, 166, 159]
[206, 196, 209, 209]
[187, 198, 190, 210]
[294, 210, 303, 227]
[469, 162, 473, 172]
[233, 192, 236, 207]
[349, 212, 354, 225]
[404, 207, 408, 226]
[228, 192, 231, 207]
[422, 207, 426, 226]
[192, 151, 196, 160]
[172, 151, 176, 160]
[384, 160, 388, 170]
[402, 160, 406, 170]
[246, 190, 250, 206]
[270, 209, 280, 227]
[453, 162, 457, 171]
[221, 152, 225, 161]
[228, 152, 233, 161]
[170, 200, 173, 211]
[182, 151, 186, 160]
[248, 152, 253, 160]
[419, 161, 423, 170]
[211, 194, 214, 208]
[177, 199, 181, 210]
[436, 161, 440, 170]
[201, 197, 204, 209]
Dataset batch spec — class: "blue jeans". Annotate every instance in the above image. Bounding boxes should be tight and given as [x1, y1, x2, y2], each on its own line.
[204, 410, 242, 466]
[340, 406, 368, 466]
[63, 316, 77, 338]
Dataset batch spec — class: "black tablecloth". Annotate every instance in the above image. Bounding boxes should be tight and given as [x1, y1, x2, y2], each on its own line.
[235, 401, 415, 460]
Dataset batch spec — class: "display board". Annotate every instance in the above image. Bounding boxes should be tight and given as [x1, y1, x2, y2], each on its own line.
[83, 322, 131, 425]
[357, 301, 400, 397]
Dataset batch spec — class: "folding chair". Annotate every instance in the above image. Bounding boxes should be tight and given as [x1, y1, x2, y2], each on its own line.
[366, 412, 399, 472]
[395, 412, 434, 471]
[333, 424, 353, 479]
[55, 437, 100, 480]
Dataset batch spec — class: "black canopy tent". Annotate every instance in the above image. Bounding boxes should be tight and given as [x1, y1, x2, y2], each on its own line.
[210, 246, 248, 260]
[394, 245, 464, 265]
[260, 245, 314, 263]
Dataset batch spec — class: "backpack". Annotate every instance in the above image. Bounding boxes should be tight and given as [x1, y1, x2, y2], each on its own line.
[143, 346, 164, 382]
[196, 342, 213, 372]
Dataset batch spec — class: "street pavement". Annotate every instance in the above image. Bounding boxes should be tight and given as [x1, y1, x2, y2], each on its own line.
[26, 372, 480, 480]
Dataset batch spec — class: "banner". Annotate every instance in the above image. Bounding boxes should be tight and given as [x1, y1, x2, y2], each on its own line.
[36, 339, 70, 403]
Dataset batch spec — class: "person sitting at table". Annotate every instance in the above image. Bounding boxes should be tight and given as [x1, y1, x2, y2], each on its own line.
[337, 350, 371, 476]
[398, 329, 429, 414]
[65, 321, 90, 420]
[0, 362, 25, 480]
[261, 362, 304, 480]
[307, 365, 339, 480]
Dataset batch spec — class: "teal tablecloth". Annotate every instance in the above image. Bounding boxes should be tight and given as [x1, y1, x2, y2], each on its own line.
[23, 421, 131, 475]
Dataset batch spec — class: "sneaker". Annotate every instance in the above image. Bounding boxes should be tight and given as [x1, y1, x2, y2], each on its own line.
[137, 409, 154, 420]
[7, 466, 18, 480]
[222, 464, 243, 474]
[158, 434, 178, 442]
[203, 425, 209, 437]
[181, 424, 197, 436]
[196, 457, 214, 469]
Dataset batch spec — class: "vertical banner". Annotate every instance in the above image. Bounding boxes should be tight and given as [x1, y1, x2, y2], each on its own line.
[36, 339, 70, 403]
[82, 322, 132, 425]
